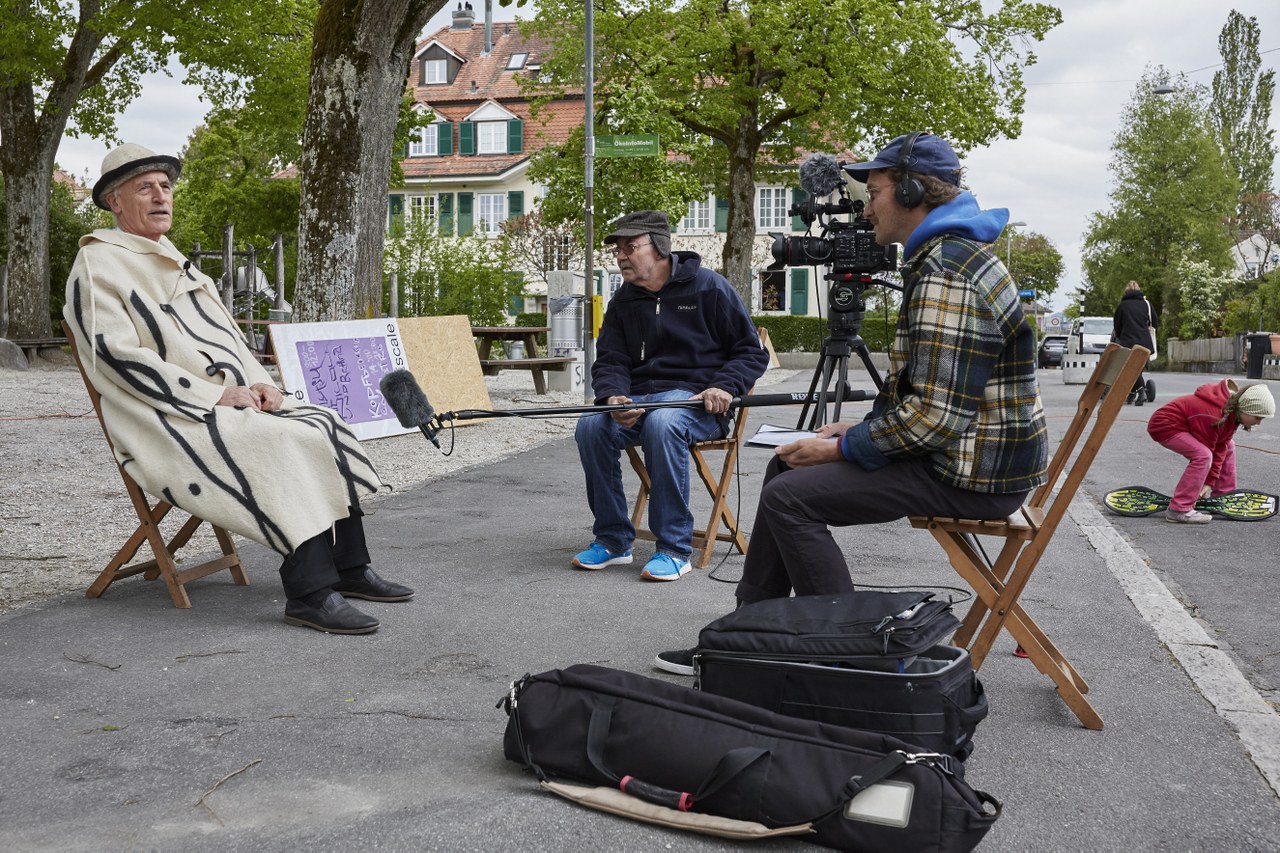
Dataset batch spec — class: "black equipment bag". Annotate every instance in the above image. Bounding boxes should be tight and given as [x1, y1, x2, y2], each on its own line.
[693, 592, 986, 759]
[697, 591, 962, 662]
[501, 664, 1000, 852]
[696, 644, 987, 760]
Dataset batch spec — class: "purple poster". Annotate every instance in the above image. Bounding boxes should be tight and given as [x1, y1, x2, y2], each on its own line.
[295, 336, 396, 424]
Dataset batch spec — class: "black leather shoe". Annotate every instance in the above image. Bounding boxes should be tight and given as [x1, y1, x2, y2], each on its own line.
[332, 566, 415, 602]
[284, 591, 380, 634]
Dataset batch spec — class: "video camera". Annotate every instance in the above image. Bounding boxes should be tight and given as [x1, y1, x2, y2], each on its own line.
[768, 153, 898, 278]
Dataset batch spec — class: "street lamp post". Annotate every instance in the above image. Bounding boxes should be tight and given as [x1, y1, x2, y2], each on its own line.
[1006, 220, 1026, 280]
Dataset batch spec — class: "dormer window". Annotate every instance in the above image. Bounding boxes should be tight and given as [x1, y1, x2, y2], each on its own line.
[506, 52, 528, 70]
[424, 59, 447, 84]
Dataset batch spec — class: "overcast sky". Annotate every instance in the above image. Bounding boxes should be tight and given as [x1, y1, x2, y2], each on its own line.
[55, 1, 1280, 311]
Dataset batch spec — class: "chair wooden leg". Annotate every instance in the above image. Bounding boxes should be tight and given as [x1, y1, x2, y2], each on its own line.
[215, 527, 250, 585]
[928, 529, 1102, 729]
[626, 446, 652, 540]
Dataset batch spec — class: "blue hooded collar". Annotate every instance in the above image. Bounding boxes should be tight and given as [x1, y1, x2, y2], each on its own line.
[903, 191, 1009, 260]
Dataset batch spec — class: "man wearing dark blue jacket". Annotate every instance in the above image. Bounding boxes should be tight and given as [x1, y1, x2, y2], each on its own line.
[573, 210, 769, 581]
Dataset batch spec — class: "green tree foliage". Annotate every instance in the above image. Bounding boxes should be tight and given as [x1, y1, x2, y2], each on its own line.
[168, 112, 302, 306]
[1209, 10, 1277, 220]
[522, 0, 1062, 301]
[1080, 68, 1238, 333]
[0, 0, 316, 338]
[1173, 258, 1235, 339]
[384, 215, 523, 326]
[1004, 228, 1063, 302]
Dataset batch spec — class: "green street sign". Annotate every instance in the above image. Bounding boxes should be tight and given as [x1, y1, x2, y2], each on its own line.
[595, 134, 660, 158]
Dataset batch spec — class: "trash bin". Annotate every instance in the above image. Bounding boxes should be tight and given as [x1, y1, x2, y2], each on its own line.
[1245, 332, 1272, 379]
[549, 295, 583, 356]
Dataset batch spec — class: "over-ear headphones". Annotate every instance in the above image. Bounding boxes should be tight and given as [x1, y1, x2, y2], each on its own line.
[894, 131, 925, 209]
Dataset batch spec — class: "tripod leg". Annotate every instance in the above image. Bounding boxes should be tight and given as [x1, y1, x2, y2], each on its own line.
[831, 352, 851, 423]
[807, 355, 841, 430]
[853, 344, 884, 390]
[796, 355, 828, 430]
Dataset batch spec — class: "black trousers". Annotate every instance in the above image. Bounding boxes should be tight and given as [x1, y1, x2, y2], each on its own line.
[278, 507, 371, 599]
[736, 456, 1028, 604]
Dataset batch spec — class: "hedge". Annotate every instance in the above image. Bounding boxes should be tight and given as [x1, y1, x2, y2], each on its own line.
[511, 310, 893, 353]
[751, 314, 894, 353]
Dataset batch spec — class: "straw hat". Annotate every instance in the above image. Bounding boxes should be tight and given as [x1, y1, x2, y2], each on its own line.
[92, 143, 181, 210]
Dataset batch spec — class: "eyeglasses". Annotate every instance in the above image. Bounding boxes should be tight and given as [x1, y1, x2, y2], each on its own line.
[610, 239, 652, 257]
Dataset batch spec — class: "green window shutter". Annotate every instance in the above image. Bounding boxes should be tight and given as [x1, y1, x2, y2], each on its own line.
[459, 121, 475, 155]
[507, 190, 524, 219]
[388, 194, 405, 236]
[714, 196, 729, 232]
[438, 122, 453, 155]
[438, 193, 454, 235]
[458, 191, 474, 235]
[791, 189, 808, 231]
[790, 268, 808, 316]
[507, 118, 524, 153]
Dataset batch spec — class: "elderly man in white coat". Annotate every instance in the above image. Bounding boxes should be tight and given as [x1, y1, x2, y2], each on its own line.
[64, 143, 414, 634]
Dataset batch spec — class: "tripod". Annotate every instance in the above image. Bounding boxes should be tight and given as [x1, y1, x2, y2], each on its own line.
[795, 276, 886, 430]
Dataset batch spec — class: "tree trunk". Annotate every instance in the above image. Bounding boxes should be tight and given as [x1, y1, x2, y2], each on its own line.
[294, 0, 443, 322]
[0, 13, 101, 340]
[0, 145, 57, 339]
[721, 119, 761, 309]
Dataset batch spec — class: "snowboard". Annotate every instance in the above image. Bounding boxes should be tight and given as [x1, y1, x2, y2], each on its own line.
[1103, 485, 1277, 521]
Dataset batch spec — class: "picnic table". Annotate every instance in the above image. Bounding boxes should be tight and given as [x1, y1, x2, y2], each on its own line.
[472, 326, 574, 394]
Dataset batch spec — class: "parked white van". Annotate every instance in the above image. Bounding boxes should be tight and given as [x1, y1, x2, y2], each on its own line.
[1067, 316, 1112, 355]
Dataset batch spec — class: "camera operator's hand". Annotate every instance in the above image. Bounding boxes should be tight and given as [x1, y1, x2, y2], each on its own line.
[606, 395, 643, 428]
[815, 421, 855, 439]
[692, 387, 733, 414]
[775, 436, 843, 468]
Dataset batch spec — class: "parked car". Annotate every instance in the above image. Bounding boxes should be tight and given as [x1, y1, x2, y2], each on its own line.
[1038, 334, 1068, 368]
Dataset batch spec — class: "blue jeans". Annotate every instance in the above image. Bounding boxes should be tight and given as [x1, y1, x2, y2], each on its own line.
[575, 390, 725, 558]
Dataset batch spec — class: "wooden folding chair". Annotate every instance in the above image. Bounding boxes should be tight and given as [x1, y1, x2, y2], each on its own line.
[909, 343, 1149, 730]
[63, 321, 249, 608]
[625, 400, 752, 569]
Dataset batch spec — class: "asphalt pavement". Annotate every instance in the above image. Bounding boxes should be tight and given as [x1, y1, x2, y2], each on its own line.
[2, 365, 1278, 851]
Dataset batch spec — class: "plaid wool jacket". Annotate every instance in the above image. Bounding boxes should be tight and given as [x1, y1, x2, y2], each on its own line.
[841, 233, 1049, 494]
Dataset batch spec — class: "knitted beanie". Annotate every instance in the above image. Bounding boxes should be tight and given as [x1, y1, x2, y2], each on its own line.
[1236, 383, 1275, 418]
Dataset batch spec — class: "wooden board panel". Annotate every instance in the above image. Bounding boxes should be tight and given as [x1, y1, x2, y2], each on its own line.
[398, 315, 491, 420]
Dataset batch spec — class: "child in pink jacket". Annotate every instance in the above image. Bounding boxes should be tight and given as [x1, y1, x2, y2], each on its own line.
[1146, 379, 1274, 523]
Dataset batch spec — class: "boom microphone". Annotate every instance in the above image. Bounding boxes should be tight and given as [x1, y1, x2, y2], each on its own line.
[379, 369, 441, 449]
[798, 152, 845, 199]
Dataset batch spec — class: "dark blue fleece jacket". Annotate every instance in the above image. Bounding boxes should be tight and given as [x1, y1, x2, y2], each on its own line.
[591, 251, 768, 402]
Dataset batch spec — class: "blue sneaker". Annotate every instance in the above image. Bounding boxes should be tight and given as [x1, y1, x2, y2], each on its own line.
[572, 542, 633, 571]
[640, 553, 692, 582]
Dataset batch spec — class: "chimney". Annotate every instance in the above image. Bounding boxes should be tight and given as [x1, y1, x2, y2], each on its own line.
[452, 1, 474, 29]
[483, 0, 493, 55]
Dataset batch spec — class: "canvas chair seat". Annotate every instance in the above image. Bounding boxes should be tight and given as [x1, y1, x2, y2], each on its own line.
[625, 397, 752, 570]
[909, 343, 1149, 730]
[63, 321, 249, 608]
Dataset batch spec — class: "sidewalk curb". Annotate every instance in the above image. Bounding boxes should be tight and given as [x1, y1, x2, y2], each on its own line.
[1073, 497, 1280, 797]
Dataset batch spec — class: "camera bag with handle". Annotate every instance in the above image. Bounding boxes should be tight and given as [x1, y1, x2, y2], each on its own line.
[694, 591, 988, 759]
[500, 663, 1000, 852]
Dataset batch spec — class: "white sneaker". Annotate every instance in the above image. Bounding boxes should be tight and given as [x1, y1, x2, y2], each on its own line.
[1165, 508, 1212, 524]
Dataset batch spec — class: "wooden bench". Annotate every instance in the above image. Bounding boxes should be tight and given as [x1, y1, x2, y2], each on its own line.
[473, 325, 574, 394]
[8, 336, 68, 361]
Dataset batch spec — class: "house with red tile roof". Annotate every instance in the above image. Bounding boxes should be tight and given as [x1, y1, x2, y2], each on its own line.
[393, 3, 837, 317]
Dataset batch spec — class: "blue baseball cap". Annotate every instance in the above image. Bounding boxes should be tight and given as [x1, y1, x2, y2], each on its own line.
[843, 133, 962, 185]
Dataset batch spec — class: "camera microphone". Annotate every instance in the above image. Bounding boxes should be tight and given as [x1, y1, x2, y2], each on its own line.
[798, 152, 845, 199]
[379, 369, 441, 449]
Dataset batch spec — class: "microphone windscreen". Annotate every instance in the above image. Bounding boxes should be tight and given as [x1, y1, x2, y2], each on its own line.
[379, 369, 434, 428]
[798, 153, 844, 198]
